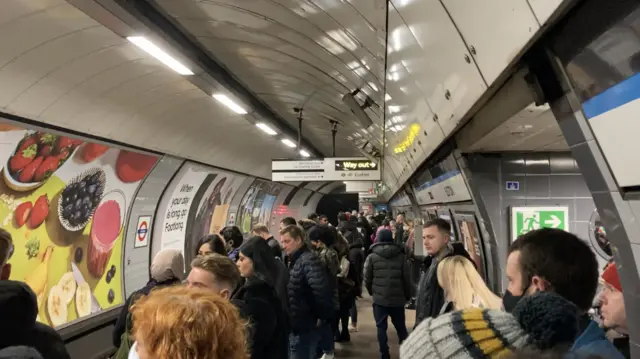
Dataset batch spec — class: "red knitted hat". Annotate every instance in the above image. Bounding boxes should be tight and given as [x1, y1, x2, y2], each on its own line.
[602, 262, 622, 292]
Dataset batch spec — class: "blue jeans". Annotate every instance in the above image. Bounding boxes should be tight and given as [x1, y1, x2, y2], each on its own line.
[349, 297, 358, 323]
[373, 304, 408, 359]
[290, 330, 321, 359]
[317, 321, 335, 355]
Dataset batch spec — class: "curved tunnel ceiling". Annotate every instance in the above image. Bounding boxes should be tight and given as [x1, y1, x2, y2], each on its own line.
[133, 0, 388, 157]
[0, 0, 319, 178]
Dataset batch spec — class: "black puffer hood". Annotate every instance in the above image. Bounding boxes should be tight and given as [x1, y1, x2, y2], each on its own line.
[0, 280, 38, 339]
[371, 242, 404, 259]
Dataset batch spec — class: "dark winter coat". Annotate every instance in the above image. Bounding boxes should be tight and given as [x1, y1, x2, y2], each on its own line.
[415, 242, 473, 326]
[287, 247, 334, 333]
[232, 278, 289, 359]
[347, 238, 365, 297]
[113, 278, 181, 347]
[0, 281, 70, 359]
[364, 242, 411, 307]
[267, 236, 284, 261]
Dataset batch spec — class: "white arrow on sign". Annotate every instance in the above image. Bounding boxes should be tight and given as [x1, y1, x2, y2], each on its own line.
[544, 215, 562, 228]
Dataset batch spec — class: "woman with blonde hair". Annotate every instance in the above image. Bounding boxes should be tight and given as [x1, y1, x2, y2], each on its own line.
[436, 255, 501, 314]
[129, 286, 249, 359]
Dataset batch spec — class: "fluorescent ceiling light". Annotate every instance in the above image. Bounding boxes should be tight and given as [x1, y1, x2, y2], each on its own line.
[388, 105, 400, 113]
[282, 139, 296, 148]
[127, 36, 193, 75]
[385, 93, 392, 101]
[256, 122, 277, 135]
[300, 150, 310, 157]
[213, 94, 248, 114]
[368, 82, 379, 92]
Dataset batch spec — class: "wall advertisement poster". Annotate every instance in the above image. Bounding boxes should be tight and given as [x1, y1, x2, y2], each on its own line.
[0, 124, 158, 328]
[156, 163, 247, 263]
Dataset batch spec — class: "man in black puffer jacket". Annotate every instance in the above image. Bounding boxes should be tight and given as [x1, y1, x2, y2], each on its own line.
[364, 229, 410, 359]
[280, 225, 334, 359]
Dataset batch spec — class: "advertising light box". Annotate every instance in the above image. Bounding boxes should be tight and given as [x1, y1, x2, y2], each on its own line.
[0, 124, 158, 328]
[272, 157, 380, 182]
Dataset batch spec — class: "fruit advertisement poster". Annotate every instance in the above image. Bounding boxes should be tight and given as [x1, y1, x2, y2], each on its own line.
[0, 124, 158, 328]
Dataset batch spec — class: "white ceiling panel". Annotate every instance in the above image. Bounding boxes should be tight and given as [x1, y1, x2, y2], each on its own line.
[153, 0, 388, 157]
[0, 0, 299, 178]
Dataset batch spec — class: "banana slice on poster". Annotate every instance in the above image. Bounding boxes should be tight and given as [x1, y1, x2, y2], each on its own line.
[57, 272, 76, 305]
[47, 285, 68, 327]
[75, 282, 92, 318]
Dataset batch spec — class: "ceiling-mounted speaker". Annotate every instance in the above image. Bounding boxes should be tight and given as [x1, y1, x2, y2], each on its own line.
[342, 90, 374, 128]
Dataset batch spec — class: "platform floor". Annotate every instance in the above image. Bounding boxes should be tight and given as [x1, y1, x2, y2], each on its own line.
[335, 295, 415, 359]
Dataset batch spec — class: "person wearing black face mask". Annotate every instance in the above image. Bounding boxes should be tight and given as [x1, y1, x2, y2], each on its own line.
[504, 229, 625, 359]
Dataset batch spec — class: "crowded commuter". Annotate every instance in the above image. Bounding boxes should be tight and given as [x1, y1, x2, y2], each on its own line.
[337, 213, 356, 237]
[598, 262, 629, 358]
[364, 229, 411, 359]
[334, 231, 359, 343]
[195, 234, 227, 257]
[356, 216, 374, 253]
[308, 225, 339, 359]
[401, 291, 580, 359]
[220, 226, 244, 262]
[0, 229, 69, 359]
[319, 215, 329, 225]
[114, 248, 185, 354]
[298, 219, 317, 233]
[280, 216, 297, 231]
[129, 286, 249, 359]
[0, 346, 43, 359]
[395, 214, 405, 244]
[234, 237, 289, 359]
[436, 255, 501, 314]
[186, 254, 240, 298]
[280, 225, 334, 359]
[308, 213, 319, 223]
[251, 224, 283, 261]
[505, 228, 624, 359]
[346, 225, 365, 333]
[414, 219, 473, 326]
[0, 280, 70, 359]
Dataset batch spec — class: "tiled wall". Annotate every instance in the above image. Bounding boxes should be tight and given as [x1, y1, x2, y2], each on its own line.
[464, 152, 607, 287]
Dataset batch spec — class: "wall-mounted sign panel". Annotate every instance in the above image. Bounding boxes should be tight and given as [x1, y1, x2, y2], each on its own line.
[272, 158, 380, 182]
[510, 206, 569, 241]
[413, 170, 472, 205]
[346, 181, 375, 193]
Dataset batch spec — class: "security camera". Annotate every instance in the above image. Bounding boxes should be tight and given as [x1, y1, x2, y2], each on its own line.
[342, 90, 374, 128]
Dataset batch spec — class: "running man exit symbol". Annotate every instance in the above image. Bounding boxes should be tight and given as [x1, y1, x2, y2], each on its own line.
[511, 206, 569, 241]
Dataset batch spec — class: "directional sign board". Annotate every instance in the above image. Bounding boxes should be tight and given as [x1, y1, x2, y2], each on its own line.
[511, 206, 569, 241]
[272, 157, 380, 182]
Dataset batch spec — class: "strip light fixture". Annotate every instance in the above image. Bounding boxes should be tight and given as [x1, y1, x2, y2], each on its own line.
[127, 36, 193, 75]
[281, 139, 296, 148]
[299, 150, 310, 157]
[256, 122, 277, 135]
[213, 94, 248, 114]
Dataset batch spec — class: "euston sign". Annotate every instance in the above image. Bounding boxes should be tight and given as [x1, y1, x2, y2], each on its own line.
[272, 157, 381, 182]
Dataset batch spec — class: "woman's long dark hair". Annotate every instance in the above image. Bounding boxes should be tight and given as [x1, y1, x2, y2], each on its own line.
[195, 234, 227, 256]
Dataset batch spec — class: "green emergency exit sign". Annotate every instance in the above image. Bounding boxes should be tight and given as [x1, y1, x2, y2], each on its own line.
[511, 206, 569, 241]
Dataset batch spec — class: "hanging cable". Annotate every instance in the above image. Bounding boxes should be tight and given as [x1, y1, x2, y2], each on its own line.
[294, 107, 303, 152]
[330, 120, 338, 157]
